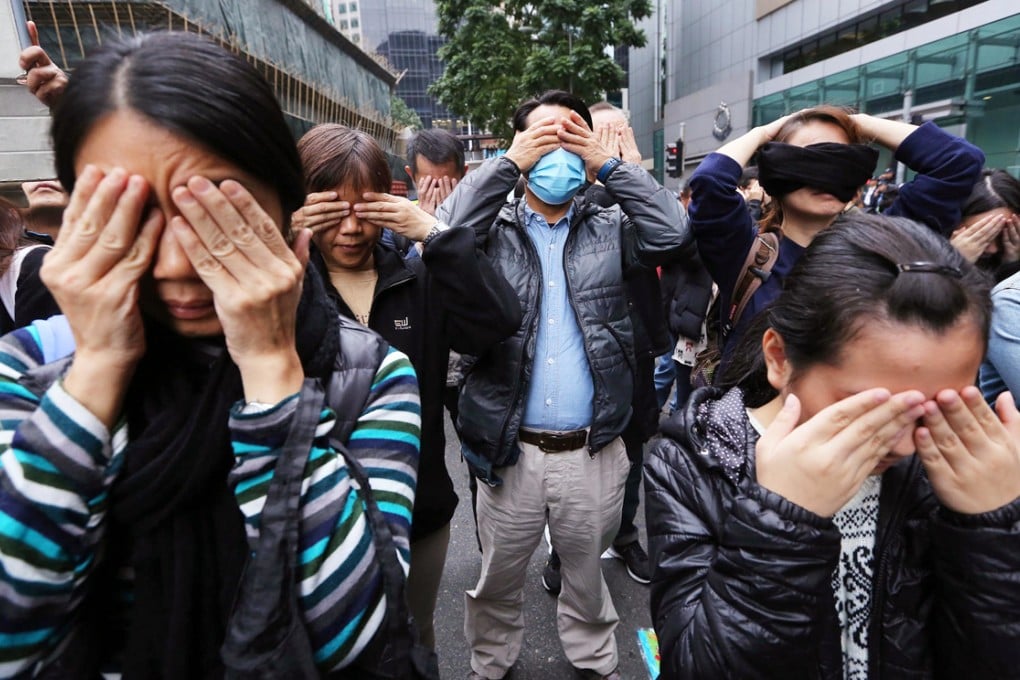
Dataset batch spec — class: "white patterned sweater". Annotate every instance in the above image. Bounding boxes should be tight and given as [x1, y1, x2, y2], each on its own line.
[746, 411, 881, 680]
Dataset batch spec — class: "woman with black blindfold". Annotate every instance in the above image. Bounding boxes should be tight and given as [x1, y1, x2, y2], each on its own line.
[688, 106, 984, 372]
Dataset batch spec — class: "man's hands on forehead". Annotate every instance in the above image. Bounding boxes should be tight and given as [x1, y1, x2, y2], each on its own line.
[506, 111, 616, 181]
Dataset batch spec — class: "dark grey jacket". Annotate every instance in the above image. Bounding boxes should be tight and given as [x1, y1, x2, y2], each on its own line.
[437, 156, 693, 483]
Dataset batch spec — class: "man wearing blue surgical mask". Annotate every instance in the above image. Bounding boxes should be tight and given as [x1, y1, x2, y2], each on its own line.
[437, 90, 694, 680]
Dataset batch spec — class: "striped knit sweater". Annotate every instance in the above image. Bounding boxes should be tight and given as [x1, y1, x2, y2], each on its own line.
[0, 323, 421, 678]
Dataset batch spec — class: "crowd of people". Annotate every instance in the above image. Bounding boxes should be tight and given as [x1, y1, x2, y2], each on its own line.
[2, 25, 1020, 680]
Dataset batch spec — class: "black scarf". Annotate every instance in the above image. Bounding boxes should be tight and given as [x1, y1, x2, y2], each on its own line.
[74, 267, 339, 679]
[757, 142, 879, 202]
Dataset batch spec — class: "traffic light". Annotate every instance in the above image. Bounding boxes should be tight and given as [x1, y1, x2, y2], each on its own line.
[665, 144, 679, 178]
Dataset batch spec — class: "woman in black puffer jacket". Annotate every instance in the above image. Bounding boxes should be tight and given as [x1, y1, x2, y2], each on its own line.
[645, 213, 1020, 679]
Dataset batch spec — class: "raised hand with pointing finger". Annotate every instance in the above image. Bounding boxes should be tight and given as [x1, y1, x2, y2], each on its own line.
[17, 21, 69, 108]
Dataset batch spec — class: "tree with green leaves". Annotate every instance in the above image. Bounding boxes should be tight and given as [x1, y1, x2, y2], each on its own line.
[390, 95, 424, 131]
[431, 0, 650, 144]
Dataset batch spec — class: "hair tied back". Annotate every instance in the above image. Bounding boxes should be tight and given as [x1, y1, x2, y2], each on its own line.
[895, 262, 963, 279]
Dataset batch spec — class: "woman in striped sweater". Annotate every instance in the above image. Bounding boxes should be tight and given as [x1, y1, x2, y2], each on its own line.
[0, 32, 420, 678]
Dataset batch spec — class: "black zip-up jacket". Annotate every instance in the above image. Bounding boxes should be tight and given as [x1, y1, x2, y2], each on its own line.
[436, 156, 693, 483]
[310, 227, 522, 539]
[645, 387, 1020, 679]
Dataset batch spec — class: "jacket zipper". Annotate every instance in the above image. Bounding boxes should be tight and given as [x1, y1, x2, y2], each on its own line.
[560, 208, 602, 456]
[865, 459, 918, 677]
[496, 208, 542, 460]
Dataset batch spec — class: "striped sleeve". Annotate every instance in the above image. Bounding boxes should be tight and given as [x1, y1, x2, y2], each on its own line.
[228, 347, 420, 673]
[0, 328, 127, 679]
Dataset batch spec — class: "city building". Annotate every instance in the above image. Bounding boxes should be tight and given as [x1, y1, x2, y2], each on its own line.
[630, 0, 1020, 188]
[332, 0, 364, 45]
[1, 0, 398, 186]
[354, 0, 459, 131]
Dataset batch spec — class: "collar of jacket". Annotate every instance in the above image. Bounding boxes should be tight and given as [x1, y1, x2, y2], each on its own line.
[662, 386, 757, 487]
[498, 193, 602, 233]
[372, 242, 418, 293]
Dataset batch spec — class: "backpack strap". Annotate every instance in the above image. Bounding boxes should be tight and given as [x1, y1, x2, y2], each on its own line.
[722, 231, 780, 339]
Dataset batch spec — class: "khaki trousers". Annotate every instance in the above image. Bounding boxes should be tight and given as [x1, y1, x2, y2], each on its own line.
[407, 522, 451, 650]
[465, 436, 629, 679]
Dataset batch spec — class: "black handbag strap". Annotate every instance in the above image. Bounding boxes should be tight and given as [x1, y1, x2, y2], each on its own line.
[221, 379, 325, 677]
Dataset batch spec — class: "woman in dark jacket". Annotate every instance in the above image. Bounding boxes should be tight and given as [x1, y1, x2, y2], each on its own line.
[688, 105, 984, 369]
[645, 213, 1020, 679]
[294, 124, 522, 651]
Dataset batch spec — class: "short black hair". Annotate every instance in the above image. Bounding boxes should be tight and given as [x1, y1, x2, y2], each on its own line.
[406, 128, 465, 178]
[51, 32, 305, 226]
[512, 90, 592, 133]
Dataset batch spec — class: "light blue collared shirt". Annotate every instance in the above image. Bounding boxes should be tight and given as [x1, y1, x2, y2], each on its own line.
[520, 201, 594, 431]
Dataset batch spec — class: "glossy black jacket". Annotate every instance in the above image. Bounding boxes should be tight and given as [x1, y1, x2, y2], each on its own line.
[310, 228, 522, 539]
[644, 387, 1020, 679]
[436, 156, 693, 481]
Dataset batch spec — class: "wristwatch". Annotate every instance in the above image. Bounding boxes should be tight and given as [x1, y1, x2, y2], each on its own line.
[422, 221, 450, 246]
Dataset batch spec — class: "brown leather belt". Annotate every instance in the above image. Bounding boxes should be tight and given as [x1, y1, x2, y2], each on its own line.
[518, 428, 588, 453]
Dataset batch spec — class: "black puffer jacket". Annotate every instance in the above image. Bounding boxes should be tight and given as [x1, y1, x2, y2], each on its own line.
[310, 228, 522, 539]
[437, 156, 692, 482]
[644, 386, 1020, 679]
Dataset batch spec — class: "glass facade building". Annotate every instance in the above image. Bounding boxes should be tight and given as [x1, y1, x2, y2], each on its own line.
[630, 0, 1020, 187]
[754, 13, 1020, 172]
[359, 0, 455, 130]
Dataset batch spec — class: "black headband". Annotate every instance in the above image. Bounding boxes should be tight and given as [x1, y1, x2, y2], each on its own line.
[757, 142, 879, 203]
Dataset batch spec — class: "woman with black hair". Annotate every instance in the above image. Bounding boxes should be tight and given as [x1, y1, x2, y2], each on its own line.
[688, 106, 984, 371]
[950, 169, 1020, 281]
[293, 123, 522, 653]
[645, 213, 1020, 679]
[0, 32, 423, 678]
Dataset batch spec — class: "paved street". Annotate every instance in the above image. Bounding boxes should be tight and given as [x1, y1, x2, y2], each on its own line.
[433, 418, 656, 680]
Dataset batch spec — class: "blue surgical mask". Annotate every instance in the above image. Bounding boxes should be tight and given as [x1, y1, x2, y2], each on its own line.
[527, 148, 586, 205]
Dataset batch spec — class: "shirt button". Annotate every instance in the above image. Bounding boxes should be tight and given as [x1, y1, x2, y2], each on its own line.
[549, 281, 555, 287]
[545, 398, 553, 406]
[547, 358, 554, 365]
[548, 318, 555, 325]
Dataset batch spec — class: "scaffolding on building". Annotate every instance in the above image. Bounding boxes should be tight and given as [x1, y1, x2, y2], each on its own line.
[21, 0, 401, 149]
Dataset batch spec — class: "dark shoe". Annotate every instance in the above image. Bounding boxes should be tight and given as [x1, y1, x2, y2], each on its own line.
[541, 549, 561, 595]
[607, 540, 651, 584]
[573, 666, 622, 680]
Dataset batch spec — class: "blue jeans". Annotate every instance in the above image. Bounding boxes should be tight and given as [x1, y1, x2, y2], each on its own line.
[653, 352, 677, 412]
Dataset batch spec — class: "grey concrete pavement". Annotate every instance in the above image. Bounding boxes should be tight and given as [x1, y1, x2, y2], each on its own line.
[432, 418, 656, 680]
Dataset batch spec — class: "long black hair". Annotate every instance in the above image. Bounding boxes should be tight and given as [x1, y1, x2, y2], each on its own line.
[962, 169, 1020, 218]
[719, 213, 993, 406]
[50, 31, 305, 227]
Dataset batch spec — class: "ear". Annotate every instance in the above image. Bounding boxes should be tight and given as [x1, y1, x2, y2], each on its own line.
[404, 165, 414, 181]
[762, 327, 792, 391]
[462, 164, 469, 176]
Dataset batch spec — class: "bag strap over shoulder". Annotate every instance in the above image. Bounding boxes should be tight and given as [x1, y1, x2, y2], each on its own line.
[723, 231, 780, 339]
[222, 379, 324, 679]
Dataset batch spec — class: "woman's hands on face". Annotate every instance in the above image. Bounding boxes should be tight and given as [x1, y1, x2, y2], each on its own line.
[353, 192, 435, 242]
[170, 177, 309, 403]
[755, 389, 926, 517]
[1001, 214, 1020, 264]
[951, 212, 1006, 263]
[914, 387, 1020, 515]
[291, 191, 350, 234]
[41, 165, 164, 426]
